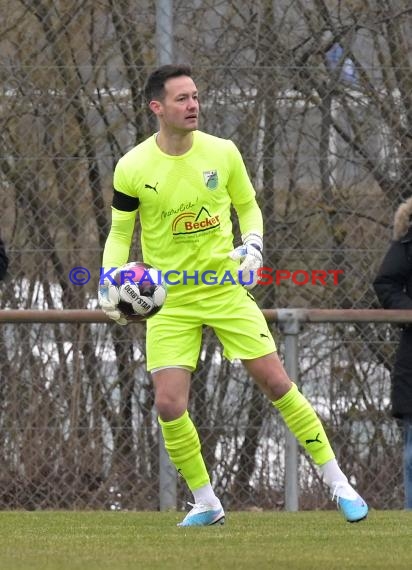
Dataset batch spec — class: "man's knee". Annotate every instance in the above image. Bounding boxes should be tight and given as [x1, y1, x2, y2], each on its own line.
[152, 367, 191, 421]
[243, 353, 292, 400]
[155, 393, 187, 421]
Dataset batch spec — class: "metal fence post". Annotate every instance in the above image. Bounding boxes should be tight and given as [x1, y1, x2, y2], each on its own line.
[159, 430, 177, 511]
[156, 0, 174, 66]
[277, 309, 302, 512]
[156, 0, 176, 512]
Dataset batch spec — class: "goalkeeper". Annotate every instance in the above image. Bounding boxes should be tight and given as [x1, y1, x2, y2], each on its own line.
[99, 64, 368, 526]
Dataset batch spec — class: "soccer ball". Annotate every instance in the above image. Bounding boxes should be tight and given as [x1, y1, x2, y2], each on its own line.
[108, 261, 167, 322]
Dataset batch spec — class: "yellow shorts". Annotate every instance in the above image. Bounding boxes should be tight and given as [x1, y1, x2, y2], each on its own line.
[146, 285, 276, 371]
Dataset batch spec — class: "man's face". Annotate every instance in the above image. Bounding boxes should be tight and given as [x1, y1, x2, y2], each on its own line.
[151, 75, 199, 133]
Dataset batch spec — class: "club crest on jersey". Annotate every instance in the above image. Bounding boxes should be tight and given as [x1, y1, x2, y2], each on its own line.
[203, 170, 218, 190]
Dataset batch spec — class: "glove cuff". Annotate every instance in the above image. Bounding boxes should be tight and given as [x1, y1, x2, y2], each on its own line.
[242, 231, 263, 253]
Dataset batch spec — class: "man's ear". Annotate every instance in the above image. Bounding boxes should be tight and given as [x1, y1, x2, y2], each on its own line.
[149, 100, 162, 116]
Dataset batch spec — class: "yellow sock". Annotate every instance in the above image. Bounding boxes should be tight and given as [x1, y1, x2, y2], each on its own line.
[273, 383, 335, 466]
[158, 411, 210, 491]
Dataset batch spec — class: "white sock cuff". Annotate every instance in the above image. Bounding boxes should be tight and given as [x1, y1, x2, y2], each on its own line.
[319, 458, 348, 487]
[192, 483, 221, 508]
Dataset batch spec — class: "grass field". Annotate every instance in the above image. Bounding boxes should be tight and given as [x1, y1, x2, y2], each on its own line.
[0, 510, 410, 570]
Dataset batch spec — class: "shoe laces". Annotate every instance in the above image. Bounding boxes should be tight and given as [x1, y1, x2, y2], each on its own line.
[186, 501, 221, 513]
[331, 481, 361, 503]
[331, 482, 346, 503]
[187, 501, 206, 512]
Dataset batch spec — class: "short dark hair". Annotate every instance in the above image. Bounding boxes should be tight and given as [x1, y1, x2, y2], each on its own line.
[144, 64, 192, 103]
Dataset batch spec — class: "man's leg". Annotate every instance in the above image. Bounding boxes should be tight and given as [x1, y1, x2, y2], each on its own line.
[403, 417, 412, 509]
[211, 288, 367, 521]
[243, 352, 368, 522]
[152, 367, 224, 526]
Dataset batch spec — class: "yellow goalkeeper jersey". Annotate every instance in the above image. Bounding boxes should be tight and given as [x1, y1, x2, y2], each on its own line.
[102, 130, 262, 306]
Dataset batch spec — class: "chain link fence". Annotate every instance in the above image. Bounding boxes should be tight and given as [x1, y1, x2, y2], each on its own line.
[1, 0, 411, 510]
[0, 314, 404, 511]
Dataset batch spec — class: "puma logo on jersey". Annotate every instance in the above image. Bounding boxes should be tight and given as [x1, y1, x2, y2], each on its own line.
[145, 182, 158, 193]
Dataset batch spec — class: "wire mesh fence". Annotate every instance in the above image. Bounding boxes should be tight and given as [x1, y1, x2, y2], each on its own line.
[0, 315, 405, 511]
[1, 0, 411, 510]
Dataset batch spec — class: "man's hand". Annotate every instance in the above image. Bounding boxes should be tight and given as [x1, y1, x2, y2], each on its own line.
[229, 232, 263, 290]
[98, 279, 128, 325]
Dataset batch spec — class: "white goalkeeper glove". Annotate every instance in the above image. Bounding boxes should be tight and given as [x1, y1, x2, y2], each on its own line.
[228, 231, 263, 290]
[98, 278, 128, 325]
